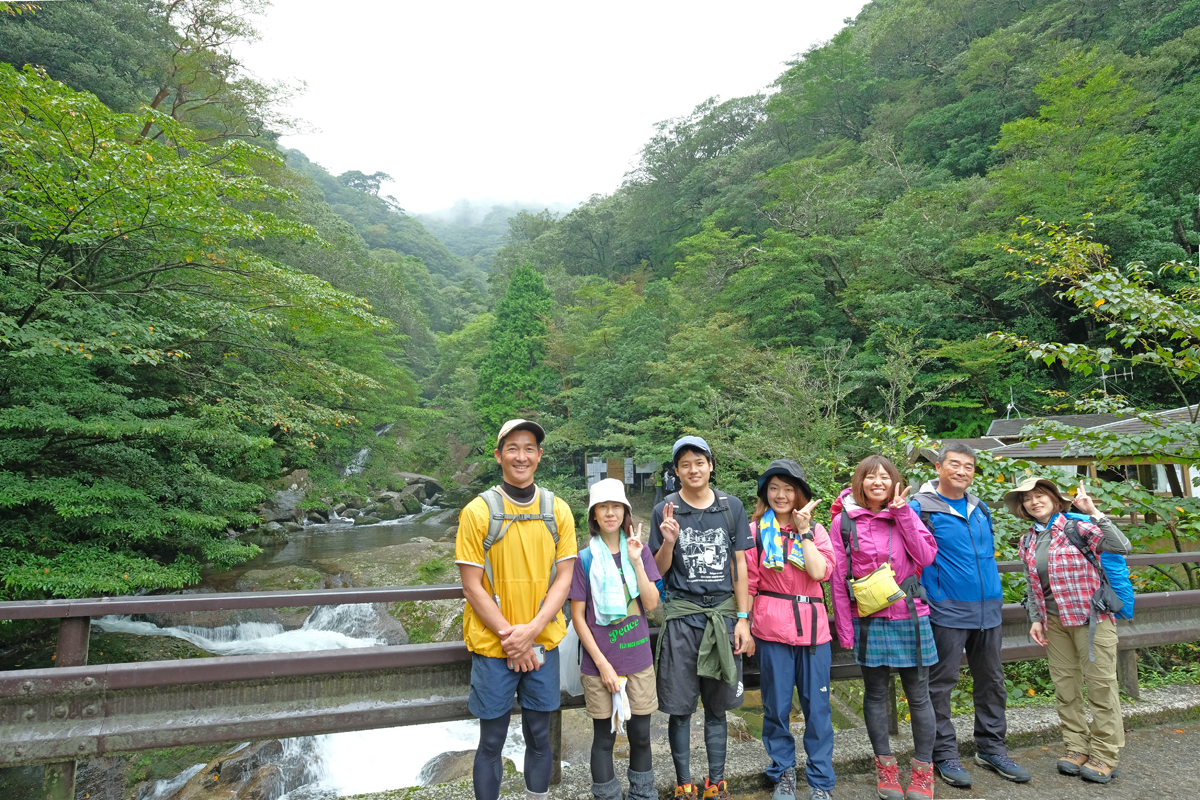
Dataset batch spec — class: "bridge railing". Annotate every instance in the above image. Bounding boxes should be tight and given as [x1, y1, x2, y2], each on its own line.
[1, 555, 1198, 799]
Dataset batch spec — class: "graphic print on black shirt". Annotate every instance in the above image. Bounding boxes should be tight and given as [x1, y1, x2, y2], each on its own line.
[650, 492, 753, 602]
[677, 523, 731, 586]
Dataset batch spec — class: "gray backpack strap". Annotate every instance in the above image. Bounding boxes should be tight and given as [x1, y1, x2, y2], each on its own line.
[541, 488, 559, 590]
[540, 487, 559, 543]
[480, 487, 509, 605]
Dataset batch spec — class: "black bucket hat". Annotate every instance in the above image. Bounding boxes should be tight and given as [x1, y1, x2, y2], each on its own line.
[756, 459, 813, 502]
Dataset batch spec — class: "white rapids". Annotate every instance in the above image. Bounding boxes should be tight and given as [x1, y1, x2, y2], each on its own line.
[101, 607, 527, 797]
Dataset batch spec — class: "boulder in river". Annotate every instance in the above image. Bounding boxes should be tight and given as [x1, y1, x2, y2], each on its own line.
[418, 749, 479, 786]
[354, 515, 383, 526]
[318, 540, 464, 644]
[234, 566, 324, 628]
[259, 487, 305, 523]
[137, 739, 307, 800]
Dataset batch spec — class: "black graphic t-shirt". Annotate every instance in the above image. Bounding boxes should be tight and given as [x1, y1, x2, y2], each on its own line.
[650, 490, 752, 629]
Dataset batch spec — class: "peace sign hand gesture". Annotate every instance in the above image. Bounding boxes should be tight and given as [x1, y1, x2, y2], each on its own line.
[660, 502, 680, 544]
[790, 499, 821, 534]
[627, 523, 645, 560]
[889, 483, 911, 509]
[1072, 480, 1098, 516]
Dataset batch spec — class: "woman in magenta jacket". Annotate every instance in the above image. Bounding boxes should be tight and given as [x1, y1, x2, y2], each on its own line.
[830, 456, 939, 800]
[747, 459, 836, 800]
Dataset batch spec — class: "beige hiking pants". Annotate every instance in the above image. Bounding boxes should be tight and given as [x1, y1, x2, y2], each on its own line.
[1045, 614, 1124, 766]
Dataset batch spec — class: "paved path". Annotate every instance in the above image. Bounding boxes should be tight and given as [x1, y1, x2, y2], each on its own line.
[387, 685, 1200, 800]
[794, 720, 1198, 800]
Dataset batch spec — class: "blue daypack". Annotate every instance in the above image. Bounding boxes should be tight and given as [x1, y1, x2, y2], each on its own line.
[1100, 551, 1135, 621]
[1063, 517, 1135, 620]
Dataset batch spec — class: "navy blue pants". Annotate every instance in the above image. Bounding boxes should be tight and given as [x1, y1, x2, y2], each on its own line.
[756, 638, 836, 791]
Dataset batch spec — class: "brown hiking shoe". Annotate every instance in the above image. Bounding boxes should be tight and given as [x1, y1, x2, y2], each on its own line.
[1080, 757, 1119, 784]
[674, 784, 699, 800]
[702, 779, 731, 800]
[1057, 750, 1089, 776]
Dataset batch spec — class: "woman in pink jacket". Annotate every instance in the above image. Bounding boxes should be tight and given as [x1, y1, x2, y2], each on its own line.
[830, 456, 938, 800]
[747, 459, 836, 800]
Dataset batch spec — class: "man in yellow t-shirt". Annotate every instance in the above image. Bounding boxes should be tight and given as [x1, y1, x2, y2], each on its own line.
[455, 419, 577, 800]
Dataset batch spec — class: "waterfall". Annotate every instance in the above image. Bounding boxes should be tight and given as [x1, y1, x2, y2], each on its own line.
[97, 609, 528, 797]
[342, 448, 370, 476]
[136, 763, 206, 800]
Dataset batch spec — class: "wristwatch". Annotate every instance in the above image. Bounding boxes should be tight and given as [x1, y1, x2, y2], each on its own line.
[736, 611, 749, 619]
[800, 530, 815, 542]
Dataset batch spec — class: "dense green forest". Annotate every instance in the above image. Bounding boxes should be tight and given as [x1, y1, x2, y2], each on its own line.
[2, 0, 1200, 603]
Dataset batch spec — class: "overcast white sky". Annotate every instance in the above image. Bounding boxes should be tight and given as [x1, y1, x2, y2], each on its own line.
[241, 1, 870, 214]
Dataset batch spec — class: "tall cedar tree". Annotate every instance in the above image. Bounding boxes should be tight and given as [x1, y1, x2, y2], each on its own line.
[475, 265, 553, 430]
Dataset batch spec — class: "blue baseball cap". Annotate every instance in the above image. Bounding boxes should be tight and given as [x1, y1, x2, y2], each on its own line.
[672, 435, 712, 465]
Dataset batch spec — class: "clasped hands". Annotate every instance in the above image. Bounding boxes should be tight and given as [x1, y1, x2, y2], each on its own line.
[499, 621, 541, 672]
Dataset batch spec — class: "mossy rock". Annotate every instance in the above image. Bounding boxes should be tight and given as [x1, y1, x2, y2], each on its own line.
[88, 631, 213, 665]
[318, 541, 455, 587]
[320, 541, 465, 643]
[122, 741, 233, 788]
[391, 602, 464, 644]
[235, 566, 324, 625]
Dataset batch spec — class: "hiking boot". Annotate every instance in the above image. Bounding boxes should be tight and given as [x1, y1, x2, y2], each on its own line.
[974, 752, 1031, 783]
[1057, 750, 1089, 776]
[805, 789, 834, 800]
[874, 755, 904, 800]
[1080, 757, 1119, 784]
[933, 759, 971, 788]
[772, 769, 796, 800]
[702, 779, 732, 800]
[674, 784, 699, 800]
[906, 759, 934, 800]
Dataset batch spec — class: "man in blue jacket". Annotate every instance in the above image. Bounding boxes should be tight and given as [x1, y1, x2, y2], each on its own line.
[911, 443, 1031, 788]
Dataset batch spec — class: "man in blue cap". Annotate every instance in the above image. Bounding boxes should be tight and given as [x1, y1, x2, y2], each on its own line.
[649, 435, 754, 800]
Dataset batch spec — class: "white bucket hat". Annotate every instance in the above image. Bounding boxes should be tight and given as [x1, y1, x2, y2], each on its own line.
[588, 478, 632, 517]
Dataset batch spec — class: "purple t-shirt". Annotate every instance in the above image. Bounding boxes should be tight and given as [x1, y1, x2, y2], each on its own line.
[568, 545, 661, 677]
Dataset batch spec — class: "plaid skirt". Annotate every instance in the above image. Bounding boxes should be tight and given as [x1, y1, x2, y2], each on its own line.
[851, 614, 939, 668]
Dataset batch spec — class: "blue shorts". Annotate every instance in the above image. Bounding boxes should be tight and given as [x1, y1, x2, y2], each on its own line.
[468, 646, 562, 720]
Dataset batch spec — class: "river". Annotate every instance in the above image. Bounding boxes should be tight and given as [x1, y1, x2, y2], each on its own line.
[97, 515, 533, 799]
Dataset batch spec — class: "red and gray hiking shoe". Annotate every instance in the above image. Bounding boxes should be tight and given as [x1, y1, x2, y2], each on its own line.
[874, 755, 904, 800]
[906, 759, 934, 800]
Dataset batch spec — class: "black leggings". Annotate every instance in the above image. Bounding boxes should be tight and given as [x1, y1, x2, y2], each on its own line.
[590, 715, 653, 782]
[861, 665, 935, 763]
[668, 707, 728, 785]
[473, 711, 553, 800]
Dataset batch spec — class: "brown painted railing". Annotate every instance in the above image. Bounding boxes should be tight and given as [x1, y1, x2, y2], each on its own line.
[1, 556, 1198, 800]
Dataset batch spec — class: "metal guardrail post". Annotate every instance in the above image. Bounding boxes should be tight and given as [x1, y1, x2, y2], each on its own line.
[42, 616, 90, 800]
[550, 709, 562, 785]
[1117, 649, 1139, 699]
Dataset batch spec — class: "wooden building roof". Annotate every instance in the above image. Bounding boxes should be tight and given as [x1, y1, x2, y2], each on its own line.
[988, 406, 1197, 461]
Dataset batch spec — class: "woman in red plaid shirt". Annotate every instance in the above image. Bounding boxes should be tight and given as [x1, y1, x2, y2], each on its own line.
[1005, 477, 1131, 786]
